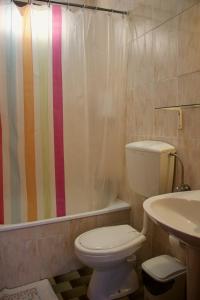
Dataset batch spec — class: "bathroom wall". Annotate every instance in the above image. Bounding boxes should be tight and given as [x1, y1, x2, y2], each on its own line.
[121, 0, 200, 263]
[0, 209, 130, 289]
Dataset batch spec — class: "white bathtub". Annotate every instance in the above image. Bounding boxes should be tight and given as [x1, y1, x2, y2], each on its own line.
[0, 199, 130, 232]
[0, 199, 131, 289]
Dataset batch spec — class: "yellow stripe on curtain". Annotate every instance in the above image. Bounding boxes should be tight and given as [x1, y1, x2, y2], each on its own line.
[31, 5, 53, 220]
[22, 6, 37, 221]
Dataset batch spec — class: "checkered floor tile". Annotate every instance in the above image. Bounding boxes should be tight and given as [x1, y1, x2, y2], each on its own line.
[49, 267, 143, 300]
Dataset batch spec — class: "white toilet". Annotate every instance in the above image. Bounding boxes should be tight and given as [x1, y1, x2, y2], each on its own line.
[75, 141, 176, 300]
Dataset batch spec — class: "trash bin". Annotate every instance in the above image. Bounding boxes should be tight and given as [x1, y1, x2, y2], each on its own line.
[141, 255, 186, 300]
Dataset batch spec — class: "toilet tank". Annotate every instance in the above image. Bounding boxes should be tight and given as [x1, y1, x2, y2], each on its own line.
[125, 141, 176, 197]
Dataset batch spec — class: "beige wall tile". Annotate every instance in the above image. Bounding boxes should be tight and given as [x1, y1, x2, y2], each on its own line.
[178, 71, 200, 105]
[129, 32, 154, 87]
[154, 109, 178, 138]
[128, 0, 153, 40]
[126, 82, 154, 137]
[153, 78, 178, 108]
[0, 237, 40, 289]
[181, 109, 200, 139]
[153, 18, 178, 81]
[96, 210, 130, 227]
[176, 138, 200, 189]
[178, 4, 200, 75]
[128, 0, 200, 40]
[151, 0, 178, 27]
[38, 234, 71, 278]
[0, 242, 6, 288]
[176, 0, 200, 14]
[78, 216, 98, 234]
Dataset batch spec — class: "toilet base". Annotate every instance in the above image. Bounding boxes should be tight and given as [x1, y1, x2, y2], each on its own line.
[87, 263, 139, 300]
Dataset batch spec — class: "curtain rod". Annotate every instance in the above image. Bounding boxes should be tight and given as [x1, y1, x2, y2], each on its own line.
[14, 0, 128, 15]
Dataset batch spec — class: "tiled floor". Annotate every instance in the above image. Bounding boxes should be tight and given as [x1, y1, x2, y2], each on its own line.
[49, 267, 144, 300]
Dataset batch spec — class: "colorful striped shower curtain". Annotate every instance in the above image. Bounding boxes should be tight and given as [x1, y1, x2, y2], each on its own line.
[0, 1, 128, 224]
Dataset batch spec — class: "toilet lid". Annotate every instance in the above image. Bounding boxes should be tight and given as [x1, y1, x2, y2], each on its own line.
[79, 225, 140, 250]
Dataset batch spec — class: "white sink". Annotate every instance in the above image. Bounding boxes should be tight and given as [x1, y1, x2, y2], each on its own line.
[143, 190, 200, 247]
[143, 190, 200, 300]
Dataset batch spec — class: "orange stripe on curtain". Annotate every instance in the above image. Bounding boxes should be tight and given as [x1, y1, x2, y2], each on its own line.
[22, 6, 37, 221]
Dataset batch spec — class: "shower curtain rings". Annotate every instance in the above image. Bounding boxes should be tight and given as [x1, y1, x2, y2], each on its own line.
[66, 0, 70, 10]
[108, 9, 113, 16]
[48, 0, 51, 8]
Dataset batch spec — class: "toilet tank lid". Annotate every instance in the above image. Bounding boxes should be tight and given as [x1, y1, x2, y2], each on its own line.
[78, 225, 140, 250]
[142, 255, 186, 282]
[126, 141, 175, 154]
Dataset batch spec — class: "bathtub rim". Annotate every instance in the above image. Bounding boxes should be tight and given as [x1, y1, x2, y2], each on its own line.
[0, 199, 130, 232]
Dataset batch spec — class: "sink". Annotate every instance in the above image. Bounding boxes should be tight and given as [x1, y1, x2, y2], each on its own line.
[143, 190, 200, 300]
[143, 190, 200, 247]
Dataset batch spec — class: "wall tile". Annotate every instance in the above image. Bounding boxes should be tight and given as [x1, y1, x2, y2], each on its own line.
[130, 31, 154, 87]
[38, 234, 70, 278]
[0, 238, 40, 288]
[176, 137, 200, 189]
[181, 109, 200, 139]
[78, 216, 98, 234]
[128, 0, 153, 40]
[0, 240, 6, 289]
[152, 0, 178, 27]
[153, 78, 178, 108]
[176, 0, 200, 14]
[128, 0, 200, 42]
[96, 210, 130, 227]
[153, 18, 178, 81]
[178, 4, 200, 75]
[178, 71, 200, 105]
[154, 109, 178, 138]
[127, 82, 154, 137]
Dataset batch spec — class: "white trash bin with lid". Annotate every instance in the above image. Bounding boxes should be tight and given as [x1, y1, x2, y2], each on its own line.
[142, 255, 186, 300]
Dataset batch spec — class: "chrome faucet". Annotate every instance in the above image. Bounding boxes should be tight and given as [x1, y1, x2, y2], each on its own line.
[170, 153, 191, 192]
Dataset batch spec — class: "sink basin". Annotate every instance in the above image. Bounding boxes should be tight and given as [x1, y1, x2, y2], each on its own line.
[143, 190, 200, 300]
[143, 190, 200, 247]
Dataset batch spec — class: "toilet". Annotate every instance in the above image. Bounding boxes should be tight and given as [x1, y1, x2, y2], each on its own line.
[75, 141, 176, 300]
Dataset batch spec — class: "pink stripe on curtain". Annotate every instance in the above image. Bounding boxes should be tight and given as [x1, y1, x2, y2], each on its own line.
[52, 5, 66, 216]
[0, 117, 4, 224]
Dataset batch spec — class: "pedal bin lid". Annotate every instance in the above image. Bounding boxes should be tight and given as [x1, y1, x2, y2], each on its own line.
[142, 255, 186, 282]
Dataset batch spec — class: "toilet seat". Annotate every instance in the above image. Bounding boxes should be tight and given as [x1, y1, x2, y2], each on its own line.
[75, 225, 146, 262]
[79, 225, 139, 250]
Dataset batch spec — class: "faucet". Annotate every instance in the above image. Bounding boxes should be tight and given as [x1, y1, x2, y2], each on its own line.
[170, 153, 191, 192]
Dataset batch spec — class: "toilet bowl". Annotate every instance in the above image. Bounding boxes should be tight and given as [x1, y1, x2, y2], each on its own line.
[74, 141, 176, 300]
[75, 225, 146, 300]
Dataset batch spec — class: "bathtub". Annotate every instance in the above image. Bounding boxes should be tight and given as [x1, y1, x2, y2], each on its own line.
[0, 199, 130, 289]
[0, 199, 130, 232]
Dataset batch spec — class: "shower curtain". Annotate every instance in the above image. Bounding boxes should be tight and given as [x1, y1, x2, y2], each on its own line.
[0, 1, 128, 224]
